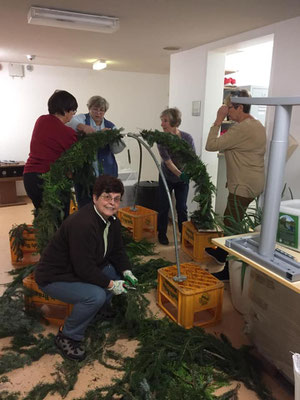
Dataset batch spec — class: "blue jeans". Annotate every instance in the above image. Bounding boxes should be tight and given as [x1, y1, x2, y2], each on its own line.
[158, 176, 189, 236]
[40, 264, 121, 341]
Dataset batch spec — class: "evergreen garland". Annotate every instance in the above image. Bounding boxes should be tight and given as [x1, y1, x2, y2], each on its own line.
[140, 130, 216, 231]
[33, 128, 216, 252]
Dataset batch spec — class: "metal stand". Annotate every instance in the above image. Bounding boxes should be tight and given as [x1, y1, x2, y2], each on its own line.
[125, 133, 186, 282]
[226, 96, 300, 282]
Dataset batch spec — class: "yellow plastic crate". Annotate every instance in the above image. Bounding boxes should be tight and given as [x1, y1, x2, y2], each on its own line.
[69, 196, 78, 214]
[157, 263, 224, 329]
[181, 221, 223, 262]
[23, 273, 73, 326]
[118, 205, 157, 241]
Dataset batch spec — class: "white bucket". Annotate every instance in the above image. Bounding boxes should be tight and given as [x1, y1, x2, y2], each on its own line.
[277, 199, 300, 252]
[228, 260, 251, 315]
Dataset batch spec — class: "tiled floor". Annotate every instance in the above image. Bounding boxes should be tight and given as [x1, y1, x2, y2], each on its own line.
[0, 198, 295, 399]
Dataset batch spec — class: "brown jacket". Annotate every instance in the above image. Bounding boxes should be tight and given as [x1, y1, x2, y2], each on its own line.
[206, 118, 266, 198]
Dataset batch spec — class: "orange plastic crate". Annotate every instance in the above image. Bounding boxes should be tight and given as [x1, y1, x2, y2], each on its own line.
[118, 205, 157, 241]
[157, 263, 224, 329]
[23, 273, 73, 326]
[181, 221, 223, 262]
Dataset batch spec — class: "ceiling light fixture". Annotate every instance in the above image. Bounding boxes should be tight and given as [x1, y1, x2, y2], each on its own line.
[93, 60, 107, 70]
[27, 7, 119, 33]
[163, 46, 181, 51]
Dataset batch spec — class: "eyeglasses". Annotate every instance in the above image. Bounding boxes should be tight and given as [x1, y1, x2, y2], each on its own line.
[100, 194, 122, 203]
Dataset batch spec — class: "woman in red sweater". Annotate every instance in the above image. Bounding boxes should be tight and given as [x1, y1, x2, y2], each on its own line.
[23, 90, 78, 210]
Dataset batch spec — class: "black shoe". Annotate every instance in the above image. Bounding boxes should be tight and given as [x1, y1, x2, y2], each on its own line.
[212, 264, 230, 281]
[55, 329, 86, 361]
[205, 247, 227, 265]
[158, 233, 169, 245]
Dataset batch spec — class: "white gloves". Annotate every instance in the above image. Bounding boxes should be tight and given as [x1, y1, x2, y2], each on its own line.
[123, 270, 138, 286]
[108, 280, 127, 295]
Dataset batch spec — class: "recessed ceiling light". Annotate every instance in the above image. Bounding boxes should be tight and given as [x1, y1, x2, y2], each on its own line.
[93, 59, 107, 70]
[163, 46, 181, 51]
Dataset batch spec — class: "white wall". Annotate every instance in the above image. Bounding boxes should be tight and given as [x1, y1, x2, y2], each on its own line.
[0, 63, 169, 192]
[225, 41, 273, 87]
[169, 16, 300, 211]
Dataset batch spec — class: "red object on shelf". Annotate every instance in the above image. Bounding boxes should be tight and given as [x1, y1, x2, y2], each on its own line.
[224, 77, 236, 85]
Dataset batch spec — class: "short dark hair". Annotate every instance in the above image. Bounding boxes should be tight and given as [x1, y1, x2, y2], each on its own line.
[230, 89, 251, 114]
[93, 175, 124, 198]
[48, 90, 78, 115]
[160, 107, 182, 127]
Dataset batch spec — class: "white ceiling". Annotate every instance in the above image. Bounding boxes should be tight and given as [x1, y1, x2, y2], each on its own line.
[1, 0, 300, 74]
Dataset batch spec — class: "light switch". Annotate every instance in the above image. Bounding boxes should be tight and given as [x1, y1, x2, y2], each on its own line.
[192, 101, 201, 116]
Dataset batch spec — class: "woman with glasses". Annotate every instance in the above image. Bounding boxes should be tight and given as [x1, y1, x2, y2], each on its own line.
[205, 89, 266, 279]
[68, 95, 125, 208]
[35, 175, 138, 361]
[23, 90, 78, 211]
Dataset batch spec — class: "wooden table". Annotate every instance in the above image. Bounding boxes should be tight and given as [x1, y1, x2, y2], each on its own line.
[212, 233, 300, 293]
[0, 162, 26, 207]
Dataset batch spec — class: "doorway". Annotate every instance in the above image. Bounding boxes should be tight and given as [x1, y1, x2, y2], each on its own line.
[202, 36, 274, 216]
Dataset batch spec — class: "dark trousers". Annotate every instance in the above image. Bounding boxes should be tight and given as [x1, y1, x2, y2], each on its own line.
[217, 192, 254, 260]
[23, 172, 44, 209]
[74, 183, 93, 209]
[158, 176, 189, 236]
[23, 172, 70, 218]
[224, 192, 254, 231]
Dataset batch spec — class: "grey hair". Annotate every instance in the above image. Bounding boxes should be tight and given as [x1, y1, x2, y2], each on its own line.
[87, 96, 109, 111]
[160, 107, 182, 127]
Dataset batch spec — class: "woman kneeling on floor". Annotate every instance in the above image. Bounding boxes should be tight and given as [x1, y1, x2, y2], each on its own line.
[35, 175, 138, 361]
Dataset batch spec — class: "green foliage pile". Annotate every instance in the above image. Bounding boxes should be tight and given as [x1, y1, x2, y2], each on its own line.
[0, 257, 275, 400]
[141, 130, 216, 231]
[0, 130, 275, 399]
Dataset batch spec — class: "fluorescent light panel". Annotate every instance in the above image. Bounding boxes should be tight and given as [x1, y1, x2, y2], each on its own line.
[28, 7, 119, 33]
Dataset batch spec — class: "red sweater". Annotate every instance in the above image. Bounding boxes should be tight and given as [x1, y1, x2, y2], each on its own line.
[24, 114, 77, 174]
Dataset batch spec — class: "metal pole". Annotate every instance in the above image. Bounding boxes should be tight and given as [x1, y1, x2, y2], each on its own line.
[258, 105, 292, 258]
[130, 140, 142, 211]
[125, 133, 186, 282]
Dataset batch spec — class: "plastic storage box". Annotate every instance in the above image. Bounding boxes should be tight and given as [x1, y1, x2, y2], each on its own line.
[157, 263, 224, 329]
[23, 273, 73, 325]
[277, 199, 300, 252]
[181, 221, 223, 262]
[118, 205, 157, 241]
